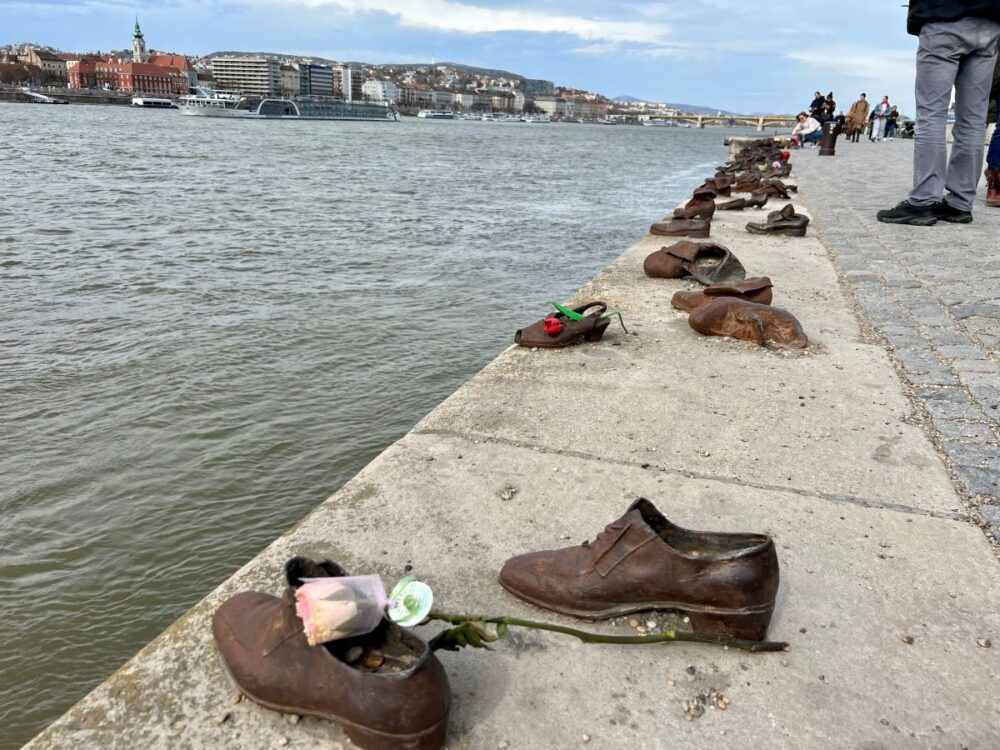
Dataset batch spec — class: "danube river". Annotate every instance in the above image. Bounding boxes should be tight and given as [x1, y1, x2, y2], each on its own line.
[0, 102, 762, 747]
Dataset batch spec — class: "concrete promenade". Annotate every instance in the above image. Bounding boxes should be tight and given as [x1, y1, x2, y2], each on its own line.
[27, 142, 1000, 749]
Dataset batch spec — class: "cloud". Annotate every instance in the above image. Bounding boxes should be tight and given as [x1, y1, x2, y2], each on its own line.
[280, 0, 672, 46]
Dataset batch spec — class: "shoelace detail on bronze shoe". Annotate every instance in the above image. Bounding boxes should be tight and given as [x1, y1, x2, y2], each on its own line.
[582, 522, 624, 549]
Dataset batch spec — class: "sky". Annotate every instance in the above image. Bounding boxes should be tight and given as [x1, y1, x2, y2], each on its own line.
[2, 0, 921, 114]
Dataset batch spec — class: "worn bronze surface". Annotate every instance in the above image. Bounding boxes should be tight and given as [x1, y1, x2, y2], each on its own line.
[671, 277, 774, 312]
[499, 498, 780, 641]
[212, 559, 451, 750]
[745, 203, 810, 237]
[514, 301, 610, 348]
[688, 297, 808, 349]
[649, 218, 711, 238]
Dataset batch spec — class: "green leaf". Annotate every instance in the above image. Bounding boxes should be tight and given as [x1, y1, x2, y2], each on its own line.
[428, 621, 497, 652]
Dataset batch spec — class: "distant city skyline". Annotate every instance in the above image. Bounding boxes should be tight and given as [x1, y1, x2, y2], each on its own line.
[2, 1, 921, 114]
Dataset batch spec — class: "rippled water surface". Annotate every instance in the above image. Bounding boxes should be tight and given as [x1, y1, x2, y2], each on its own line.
[0, 102, 754, 747]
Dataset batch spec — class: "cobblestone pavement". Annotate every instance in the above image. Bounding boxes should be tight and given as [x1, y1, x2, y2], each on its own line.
[793, 137, 1000, 541]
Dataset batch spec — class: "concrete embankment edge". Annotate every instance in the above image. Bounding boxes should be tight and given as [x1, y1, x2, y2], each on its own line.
[26, 144, 1000, 749]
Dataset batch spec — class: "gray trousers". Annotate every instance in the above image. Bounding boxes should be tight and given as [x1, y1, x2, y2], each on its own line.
[910, 16, 1000, 211]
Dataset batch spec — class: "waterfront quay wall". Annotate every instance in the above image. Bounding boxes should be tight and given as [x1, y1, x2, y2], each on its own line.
[28, 145, 1000, 749]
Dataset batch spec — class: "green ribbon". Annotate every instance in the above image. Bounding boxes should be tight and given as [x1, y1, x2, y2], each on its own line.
[551, 302, 629, 334]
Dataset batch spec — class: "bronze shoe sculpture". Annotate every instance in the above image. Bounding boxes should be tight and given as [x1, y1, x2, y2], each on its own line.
[499, 498, 779, 640]
[745, 204, 809, 237]
[671, 277, 773, 312]
[689, 297, 808, 349]
[643, 241, 746, 284]
[515, 301, 617, 348]
[732, 177, 762, 193]
[755, 179, 794, 199]
[212, 557, 451, 750]
[650, 218, 710, 238]
[673, 198, 716, 220]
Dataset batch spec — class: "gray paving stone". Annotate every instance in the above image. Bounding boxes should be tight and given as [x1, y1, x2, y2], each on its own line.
[920, 392, 990, 422]
[934, 420, 997, 442]
[935, 345, 988, 360]
[981, 503, 1000, 532]
[956, 465, 1000, 497]
[954, 303, 1000, 320]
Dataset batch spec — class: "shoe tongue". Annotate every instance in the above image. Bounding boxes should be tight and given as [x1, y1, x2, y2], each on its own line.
[780, 204, 794, 219]
[626, 498, 668, 533]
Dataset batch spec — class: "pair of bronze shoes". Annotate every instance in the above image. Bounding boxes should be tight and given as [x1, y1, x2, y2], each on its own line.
[644, 241, 746, 285]
[669, 276, 808, 350]
[214, 558, 451, 750]
[746, 204, 809, 237]
[500, 498, 780, 641]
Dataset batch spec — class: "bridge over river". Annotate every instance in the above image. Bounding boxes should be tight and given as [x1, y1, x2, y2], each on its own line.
[647, 113, 797, 131]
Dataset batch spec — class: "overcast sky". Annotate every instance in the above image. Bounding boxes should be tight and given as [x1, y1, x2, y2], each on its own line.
[2, 0, 920, 113]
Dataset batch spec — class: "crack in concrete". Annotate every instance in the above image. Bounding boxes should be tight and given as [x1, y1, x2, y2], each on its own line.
[413, 426, 969, 522]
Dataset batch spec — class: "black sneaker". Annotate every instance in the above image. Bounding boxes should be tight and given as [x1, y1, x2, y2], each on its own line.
[932, 201, 973, 224]
[876, 200, 937, 226]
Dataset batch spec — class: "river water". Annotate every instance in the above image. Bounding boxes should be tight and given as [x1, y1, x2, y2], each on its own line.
[0, 102, 758, 747]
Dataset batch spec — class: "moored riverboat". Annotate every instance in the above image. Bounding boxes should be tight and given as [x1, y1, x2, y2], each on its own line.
[179, 95, 399, 122]
[416, 109, 455, 119]
[131, 96, 175, 108]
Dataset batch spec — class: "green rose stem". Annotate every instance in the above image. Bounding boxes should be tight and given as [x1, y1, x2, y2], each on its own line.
[427, 612, 788, 653]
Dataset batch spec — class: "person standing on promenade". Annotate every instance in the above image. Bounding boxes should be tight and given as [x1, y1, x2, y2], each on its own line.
[878, 1, 1000, 225]
[847, 93, 870, 141]
[809, 90, 826, 120]
[985, 55, 1000, 206]
[871, 96, 892, 141]
[823, 92, 837, 121]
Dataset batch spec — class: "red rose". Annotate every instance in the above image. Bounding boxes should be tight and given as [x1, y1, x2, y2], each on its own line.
[543, 317, 563, 336]
[781, 150, 791, 161]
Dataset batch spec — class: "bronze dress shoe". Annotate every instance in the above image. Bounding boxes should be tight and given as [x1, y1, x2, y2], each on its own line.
[688, 297, 808, 349]
[745, 204, 809, 237]
[671, 277, 773, 312]
[643, 241, 746, 284]
[673, 198, 716, 220]
[213, 557, 451, 750]
[755, 179, 792, 199]
[499, 498, 779, 640]
[650, 218, 711, 238]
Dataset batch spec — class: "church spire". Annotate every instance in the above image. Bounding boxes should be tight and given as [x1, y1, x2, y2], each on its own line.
[132, 15, 148, 62]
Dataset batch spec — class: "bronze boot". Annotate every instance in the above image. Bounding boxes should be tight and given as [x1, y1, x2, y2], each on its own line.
[213, 557, 451, 750]
[987, 170, 1000, 208]
[688, 297, 808, 349]
[745, 204, 809, 237]
[499, 498, 780, 640]
[673, 198, 716, 220]
[671, 277, 774, 312]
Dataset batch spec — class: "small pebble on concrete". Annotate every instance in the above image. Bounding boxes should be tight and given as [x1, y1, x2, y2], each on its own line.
[977, 638, 992, 648]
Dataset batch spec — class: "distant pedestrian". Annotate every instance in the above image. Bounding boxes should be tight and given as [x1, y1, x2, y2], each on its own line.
[885, 106, 900, 139]
[809, 90, 826, 120]
[822, 92, 837, 121]
[847, 92, 870, 141]
[985, 55, 1000, 206]
[792, 111, 823, 148]
[871, 96, 892, 142]
[877, 2, 1000, 225]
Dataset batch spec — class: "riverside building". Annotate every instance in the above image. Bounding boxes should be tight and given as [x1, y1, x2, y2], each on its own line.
[362, 79, 398, 103]
[209, 56, 279, 96]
